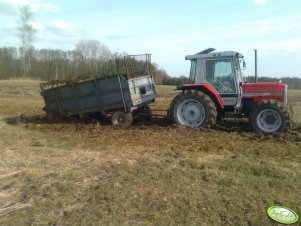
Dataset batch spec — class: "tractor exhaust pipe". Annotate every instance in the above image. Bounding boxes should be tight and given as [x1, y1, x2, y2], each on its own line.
[254, 49, 257, 83]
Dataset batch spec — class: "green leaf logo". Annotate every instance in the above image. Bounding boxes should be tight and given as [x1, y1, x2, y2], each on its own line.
[267, 206, 299, 225]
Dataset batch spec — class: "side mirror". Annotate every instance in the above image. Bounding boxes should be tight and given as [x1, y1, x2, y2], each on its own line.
[241, 59, 246, 70]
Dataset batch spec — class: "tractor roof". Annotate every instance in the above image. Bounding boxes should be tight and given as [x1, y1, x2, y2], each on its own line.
[185, 48, 244, 60]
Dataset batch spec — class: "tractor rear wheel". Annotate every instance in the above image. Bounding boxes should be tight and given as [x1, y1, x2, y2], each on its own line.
[249, 100, 291, 133]
[169, 90, 217, 128]
[111, 110, 133, 127]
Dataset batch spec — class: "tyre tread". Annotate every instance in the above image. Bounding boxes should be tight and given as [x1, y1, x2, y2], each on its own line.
[169, 90, 217, 128]
[249, 100, 292, 133]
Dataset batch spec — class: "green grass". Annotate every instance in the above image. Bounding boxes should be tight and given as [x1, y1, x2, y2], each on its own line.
[0, 81, 300, 225]
[155, 85, 180, 97]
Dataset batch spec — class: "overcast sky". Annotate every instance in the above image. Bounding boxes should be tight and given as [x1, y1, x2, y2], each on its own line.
[1, 0, 301, 77]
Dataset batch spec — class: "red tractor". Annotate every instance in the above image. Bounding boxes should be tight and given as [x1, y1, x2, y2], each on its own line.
[169, 48, 291, 133]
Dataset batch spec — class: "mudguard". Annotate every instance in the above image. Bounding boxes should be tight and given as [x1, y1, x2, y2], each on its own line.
[176, 84, 224, 109]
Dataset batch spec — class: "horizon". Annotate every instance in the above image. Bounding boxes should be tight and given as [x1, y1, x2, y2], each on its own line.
[1, 0, 301, 78]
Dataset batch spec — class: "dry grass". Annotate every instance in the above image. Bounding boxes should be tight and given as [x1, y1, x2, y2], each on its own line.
[0, 81, 300, 225]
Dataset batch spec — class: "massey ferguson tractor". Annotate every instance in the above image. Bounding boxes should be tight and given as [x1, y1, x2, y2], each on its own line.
[169, 48, 291, 133]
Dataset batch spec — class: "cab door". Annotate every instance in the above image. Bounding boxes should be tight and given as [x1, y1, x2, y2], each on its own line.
[204, 58, 239, 107]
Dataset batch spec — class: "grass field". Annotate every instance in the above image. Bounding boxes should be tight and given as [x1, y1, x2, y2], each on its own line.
[0, 80, 300, 225]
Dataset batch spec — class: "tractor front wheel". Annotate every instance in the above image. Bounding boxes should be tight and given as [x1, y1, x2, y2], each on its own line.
[169, 90, 217, 128]
[249, 100, 291, 133]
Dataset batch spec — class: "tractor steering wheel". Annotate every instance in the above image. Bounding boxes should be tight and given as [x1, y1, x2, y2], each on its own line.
[212, 78, 228, 93]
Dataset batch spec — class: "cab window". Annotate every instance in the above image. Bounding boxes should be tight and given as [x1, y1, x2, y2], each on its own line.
[189, 60, 197, 83]
[205, 59, 236, 93]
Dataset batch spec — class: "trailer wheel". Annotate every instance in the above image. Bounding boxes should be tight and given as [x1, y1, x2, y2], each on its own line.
[111, 110, 133, 127]
[169, 90, 217, 128]
[249, 100, 291, 133]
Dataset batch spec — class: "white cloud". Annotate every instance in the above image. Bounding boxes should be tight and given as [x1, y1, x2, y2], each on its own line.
[5, 23, 18, 30]
[120, 14, 301, 76]
[36, 2, 58, 13]
[144, 14, 301, 53]
[34, 19, 80, 50]
[0, 0, 58, 14]
[49, 20, 75, 32]
[252, 0, 270, 5]
[253, 38, 301, 54]
[4, 21, 44, 32]
[32, 21, 44, 31]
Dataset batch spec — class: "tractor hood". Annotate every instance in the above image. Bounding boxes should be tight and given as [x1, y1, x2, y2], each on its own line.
[242, 82, 285, 93]
[242, 82, 287, 105]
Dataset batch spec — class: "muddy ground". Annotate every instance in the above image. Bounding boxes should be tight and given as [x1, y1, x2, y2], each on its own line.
[0, 80, 300, 225]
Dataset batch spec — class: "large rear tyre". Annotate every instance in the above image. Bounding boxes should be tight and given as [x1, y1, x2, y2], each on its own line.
[169, 90, 217, 128]
[111, 110, 133, 127]
[249, 100, 291, 133]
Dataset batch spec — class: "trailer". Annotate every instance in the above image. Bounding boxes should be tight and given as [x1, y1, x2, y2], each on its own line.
[40, 54, 156, 127]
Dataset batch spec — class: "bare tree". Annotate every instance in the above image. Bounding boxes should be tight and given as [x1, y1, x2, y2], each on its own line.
[0, 47, 19, 79]
[75, 40, 111, 78]
[18, 5, 35, 79]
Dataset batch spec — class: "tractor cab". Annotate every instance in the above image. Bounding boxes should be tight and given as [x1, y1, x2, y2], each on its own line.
[185, 48, 245, 110]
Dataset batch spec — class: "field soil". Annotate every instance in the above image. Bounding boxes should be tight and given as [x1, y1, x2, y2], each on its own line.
[0, 80, 300, 225]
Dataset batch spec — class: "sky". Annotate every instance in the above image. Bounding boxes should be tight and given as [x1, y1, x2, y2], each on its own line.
[0, 0, 301, 78]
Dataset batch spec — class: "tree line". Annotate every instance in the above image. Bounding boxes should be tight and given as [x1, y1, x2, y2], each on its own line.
[2, 44, 301, 88]
[0, 41, 170, 84]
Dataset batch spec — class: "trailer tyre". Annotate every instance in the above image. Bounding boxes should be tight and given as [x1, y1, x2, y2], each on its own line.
[169, 90, 217, 128]
[249, 100, 291, 133]
[111, 110, 133, 127]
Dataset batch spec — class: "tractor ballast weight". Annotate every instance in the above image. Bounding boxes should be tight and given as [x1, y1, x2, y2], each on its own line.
[169, 48, 291, 133]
